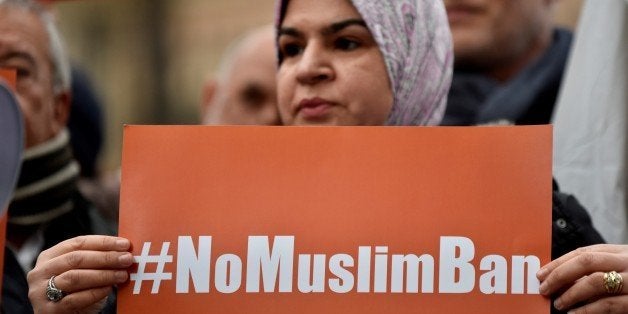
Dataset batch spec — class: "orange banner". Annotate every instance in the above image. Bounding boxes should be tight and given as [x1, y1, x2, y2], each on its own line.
[118, 126, 552, 314]
[0, 69, 16, 90]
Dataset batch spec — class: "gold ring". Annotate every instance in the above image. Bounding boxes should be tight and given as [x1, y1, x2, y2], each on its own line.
[603, 271, 624, 294]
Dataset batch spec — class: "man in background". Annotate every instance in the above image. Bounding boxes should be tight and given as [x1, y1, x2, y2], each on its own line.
[0, 1, 110, 312]
[68, 67, 120, 226]
[200, 25, 280, 125]
[442, 0, 567, 125]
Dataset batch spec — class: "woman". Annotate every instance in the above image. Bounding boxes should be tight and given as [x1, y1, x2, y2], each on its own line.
[275, 0, 451, 126]
[26, 0, 620, 313]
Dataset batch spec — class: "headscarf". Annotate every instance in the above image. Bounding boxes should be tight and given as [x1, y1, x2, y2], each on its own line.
[276, 0, 453, 126]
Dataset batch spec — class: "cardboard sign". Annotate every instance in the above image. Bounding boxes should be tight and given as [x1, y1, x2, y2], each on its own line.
[118, 126, 552, 314]
[0, 69, 16, 88]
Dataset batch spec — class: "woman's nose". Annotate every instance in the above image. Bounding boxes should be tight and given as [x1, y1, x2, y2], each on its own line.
[295, 43, 334, 85]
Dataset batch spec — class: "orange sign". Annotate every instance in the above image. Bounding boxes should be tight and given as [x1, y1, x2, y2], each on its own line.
[118, 126, 552, 314]
[0, 69, 16, 90]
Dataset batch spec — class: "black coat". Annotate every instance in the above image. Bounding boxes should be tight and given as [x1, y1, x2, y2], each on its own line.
[2, 192, 98, 314]
[442, 29, 573, 126]
[551, 183, 605, 314]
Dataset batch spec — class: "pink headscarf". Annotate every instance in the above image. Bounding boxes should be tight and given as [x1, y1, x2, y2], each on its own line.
[276, 0, 453, 126]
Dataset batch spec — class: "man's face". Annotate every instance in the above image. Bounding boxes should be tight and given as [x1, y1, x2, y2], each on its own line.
[205, 30, 280, 125]
[444, 0, 553, 71]
[0, 6, 67, 148]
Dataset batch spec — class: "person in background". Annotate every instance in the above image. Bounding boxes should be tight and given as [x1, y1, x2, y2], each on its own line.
[68, 66, 120, 229]
[552, 0, 628, 245]
[68, 67, 104, 181]
[441, 0, 568, 126]
[200, 25, 280, 125]
[0, 1, 111, 313]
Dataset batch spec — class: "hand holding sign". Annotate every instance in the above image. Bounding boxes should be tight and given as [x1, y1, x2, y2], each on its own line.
[538, 245, 628, 313]
[26, 235, 132, 314]
[116, 125, 553, 314]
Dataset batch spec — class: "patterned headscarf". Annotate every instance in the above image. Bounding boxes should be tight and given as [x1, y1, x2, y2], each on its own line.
[276, 0, 453, 126]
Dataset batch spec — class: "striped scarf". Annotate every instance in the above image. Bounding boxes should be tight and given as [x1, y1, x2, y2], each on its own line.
[8, 129, 80, 225]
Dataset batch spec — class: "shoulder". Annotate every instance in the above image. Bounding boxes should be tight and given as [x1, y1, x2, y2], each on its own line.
[1, 247, 34, 314]
[551, 183, 605, 259]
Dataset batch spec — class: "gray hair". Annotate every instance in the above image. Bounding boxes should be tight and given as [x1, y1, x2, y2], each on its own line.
[0, 0, 72, 93]
[214, 25, 275, 84]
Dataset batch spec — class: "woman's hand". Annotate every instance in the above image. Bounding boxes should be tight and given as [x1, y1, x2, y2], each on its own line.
[27, 235, 133, 314]
[537, 244, 628, 313]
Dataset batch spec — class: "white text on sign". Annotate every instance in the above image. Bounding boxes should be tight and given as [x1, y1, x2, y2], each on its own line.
[130, 236, 540, 295]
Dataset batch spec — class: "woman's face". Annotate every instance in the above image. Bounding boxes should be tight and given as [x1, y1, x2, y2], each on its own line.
[277, 0, 394, 126]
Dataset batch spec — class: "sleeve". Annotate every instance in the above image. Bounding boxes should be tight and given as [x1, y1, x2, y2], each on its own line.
[551, 185, 605, 260]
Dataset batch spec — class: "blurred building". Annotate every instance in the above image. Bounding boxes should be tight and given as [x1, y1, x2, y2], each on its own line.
[54, 0, 275, 170]
[554, 0, 584, 29]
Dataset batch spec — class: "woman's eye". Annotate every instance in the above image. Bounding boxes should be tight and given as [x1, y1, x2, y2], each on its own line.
[335, 38, 360, 51]
[281, 43, 304, 58]
[16, 68, 31, 79]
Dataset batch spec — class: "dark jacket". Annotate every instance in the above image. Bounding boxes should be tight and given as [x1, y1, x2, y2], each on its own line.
[2, 247, 30, 314]
[552, 189, 605, 260]
[551, 184, 605, 314]
[442, 29, 573, 126]
[1, 192, 100, 314]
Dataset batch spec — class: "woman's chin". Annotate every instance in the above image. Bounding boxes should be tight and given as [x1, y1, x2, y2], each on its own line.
[294, 114, 341, 126]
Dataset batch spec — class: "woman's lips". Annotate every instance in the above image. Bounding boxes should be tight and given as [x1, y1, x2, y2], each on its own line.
[296, 97, 334, 120]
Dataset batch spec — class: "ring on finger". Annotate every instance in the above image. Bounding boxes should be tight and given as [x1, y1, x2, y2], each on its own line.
[46, 275, 65, 302]
[603, 271, 624, 294]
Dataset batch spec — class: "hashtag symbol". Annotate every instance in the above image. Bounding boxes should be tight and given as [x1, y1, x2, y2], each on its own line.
[130, 242, 173, 294]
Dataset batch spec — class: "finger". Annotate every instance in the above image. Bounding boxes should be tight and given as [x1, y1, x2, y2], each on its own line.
[538, 245, 628, 280]
[568, 295, 628, 314]
[31, 251, 134, 279]
[37, 236, 131, 264]
[539, 252, 626, 296]
[553, 272, 628, 311]
[57, 287, 111, 314]
[53, 269, 129, 293]
[32, 286, 111, 314]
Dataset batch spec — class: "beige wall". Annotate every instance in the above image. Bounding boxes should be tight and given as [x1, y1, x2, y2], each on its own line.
[54, 0, 275, 170]
[554, 0, 584, 29]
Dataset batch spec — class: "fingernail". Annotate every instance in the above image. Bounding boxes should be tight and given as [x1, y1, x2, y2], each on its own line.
[116, 239, 130, 250]
[537, 267, 548, 279]
[115, 270, 128, 282]
[567, 311, 575, 314]
[553, 299, 563, 310]
[119, 253, 133, 266]
[539, 282, 548, 295]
